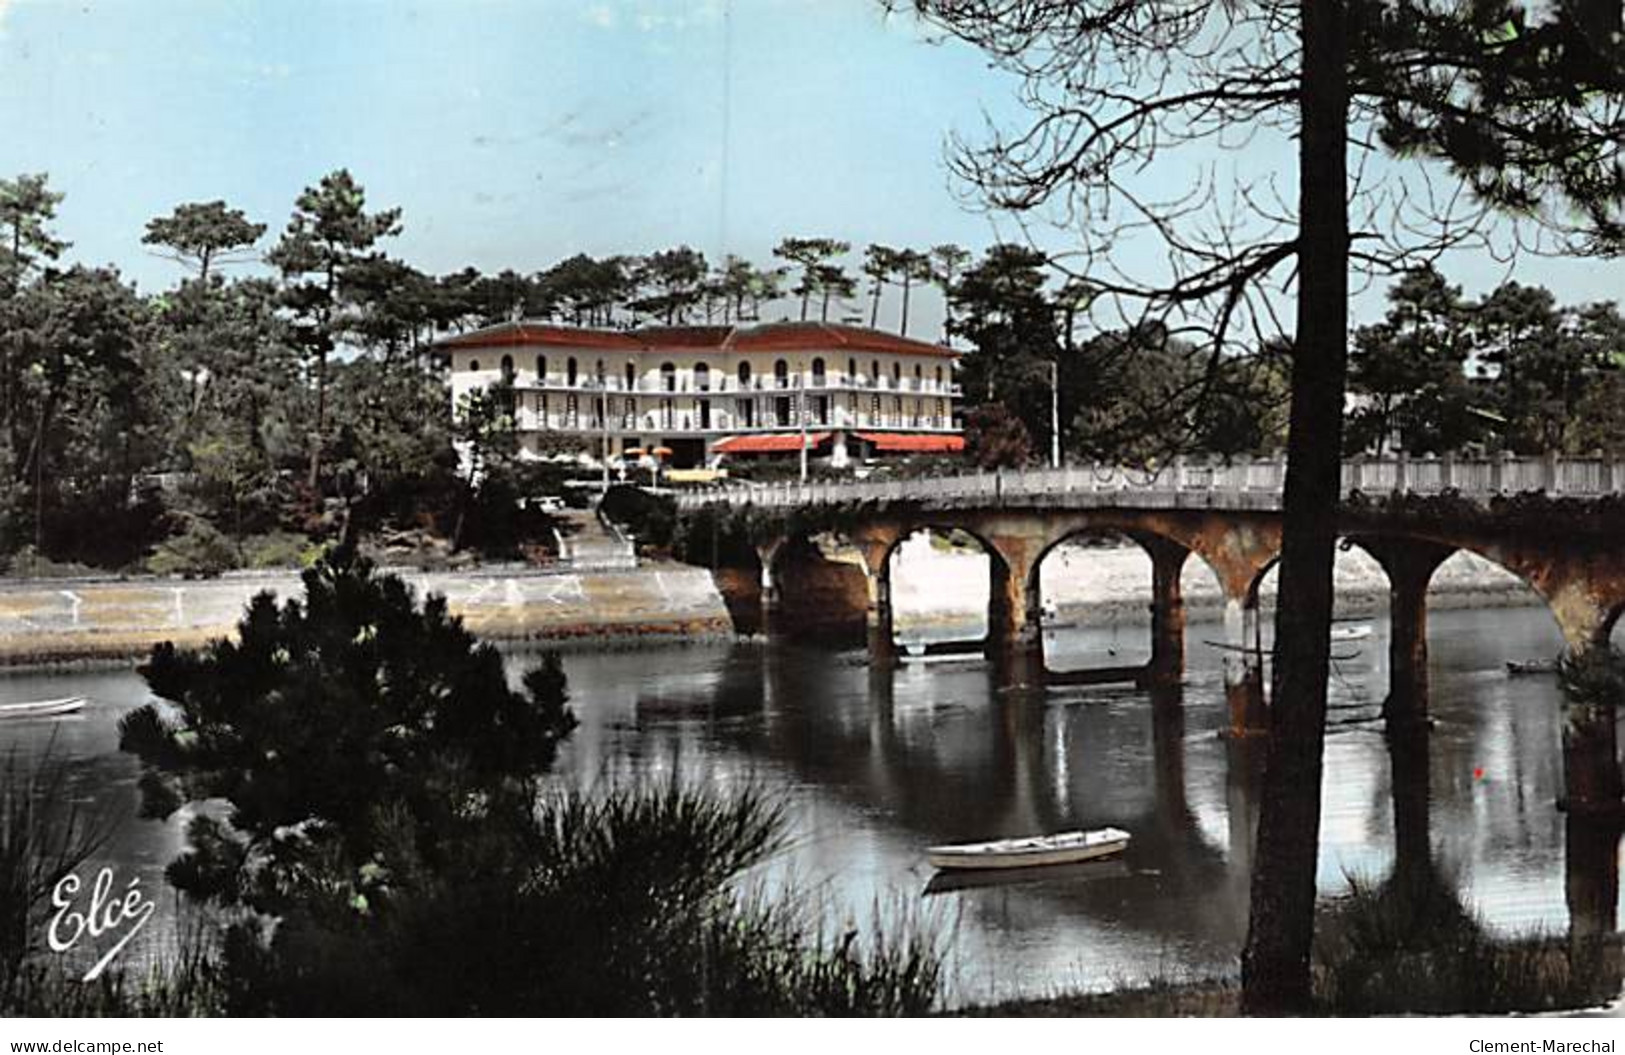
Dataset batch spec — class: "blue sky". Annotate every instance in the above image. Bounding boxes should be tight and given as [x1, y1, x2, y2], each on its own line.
[0, 0, 1619, 331]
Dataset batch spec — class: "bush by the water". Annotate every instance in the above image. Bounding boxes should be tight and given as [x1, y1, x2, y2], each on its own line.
[1312, 867, 1620, 1015]
[85, 549, 943, 1016]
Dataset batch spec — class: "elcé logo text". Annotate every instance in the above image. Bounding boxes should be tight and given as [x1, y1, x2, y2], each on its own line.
[47, 866, 157, 981]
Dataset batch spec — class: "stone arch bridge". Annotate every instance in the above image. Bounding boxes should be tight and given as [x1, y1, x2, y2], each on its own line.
[676, 456, 1625, 772]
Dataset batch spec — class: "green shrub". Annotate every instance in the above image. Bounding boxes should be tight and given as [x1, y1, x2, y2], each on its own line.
[146, 518, 240, 578]
[1560, 647, 1625, 708]
[1313, 868, 1619, 1014]
[235, 531, 310, 570]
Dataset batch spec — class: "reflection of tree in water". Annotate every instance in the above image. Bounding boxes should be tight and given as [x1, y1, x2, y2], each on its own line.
[1313, 731, 1622, 1014]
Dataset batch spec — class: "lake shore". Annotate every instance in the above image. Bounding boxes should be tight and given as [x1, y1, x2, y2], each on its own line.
[0, 563, 735, 669]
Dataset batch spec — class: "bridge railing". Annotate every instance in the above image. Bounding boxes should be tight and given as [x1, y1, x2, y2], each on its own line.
[671, 455, 1625, 511]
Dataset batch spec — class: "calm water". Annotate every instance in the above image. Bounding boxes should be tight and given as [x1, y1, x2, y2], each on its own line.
[3, 605, 1618, 1004]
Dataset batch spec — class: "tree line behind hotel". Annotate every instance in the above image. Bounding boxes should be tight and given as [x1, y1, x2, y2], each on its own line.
[0, 170, 1622, 578]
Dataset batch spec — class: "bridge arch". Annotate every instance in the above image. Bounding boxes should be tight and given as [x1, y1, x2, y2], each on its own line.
[1349, 527, 1591, 649]
[879, 522, 1017, 661]
[759, 529, 873, 646]
[1027, 523, 1221, 685]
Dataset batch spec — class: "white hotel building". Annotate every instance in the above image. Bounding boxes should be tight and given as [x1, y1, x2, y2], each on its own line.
[439, 321, 964, 469]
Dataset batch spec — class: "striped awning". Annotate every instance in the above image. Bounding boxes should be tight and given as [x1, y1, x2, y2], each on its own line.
[712, 432, 831, 454]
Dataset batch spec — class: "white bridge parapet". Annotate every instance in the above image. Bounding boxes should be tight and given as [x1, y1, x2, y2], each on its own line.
[672, 454, 1625, 512]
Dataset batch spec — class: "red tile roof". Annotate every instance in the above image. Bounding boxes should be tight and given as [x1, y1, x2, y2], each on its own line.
[436, 323, 642, 351]
[436, 321, 956, 359]
[724, 322, 955, 358]
[855, 432, 966, 453]
[712, 432, 831, 454]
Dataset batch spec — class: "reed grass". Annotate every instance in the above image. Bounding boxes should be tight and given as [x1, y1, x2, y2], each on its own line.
[5, 779, 944, 1016]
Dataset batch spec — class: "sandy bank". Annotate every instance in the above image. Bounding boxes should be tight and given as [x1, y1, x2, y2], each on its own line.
[0, 564, 733, 669]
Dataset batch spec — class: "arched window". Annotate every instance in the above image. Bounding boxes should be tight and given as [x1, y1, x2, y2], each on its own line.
[774, 359, 789, 388]
[567, 357, 579, 386]
[661, 362, 677, 392]
[738, 362, 752, 388]
[811, 357, 826, 386]
[625, 362, 636, 391]
[847, 358, 857, 383]
[595, 359, 605, 383]
[935, 365, 943, 388]
[500, 354, 516, 384]
[469, 359, 481, 372]
[870, 360, 881, 383]
[694, 363, 711, 391]
[536, 355, 547, 382]
[892, 362, 902, 386]
[913, 364, 922, 390]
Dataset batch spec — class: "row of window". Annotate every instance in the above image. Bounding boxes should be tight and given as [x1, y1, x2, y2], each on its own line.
[466, 353, 948, 392]
[512, 392, 949, 432]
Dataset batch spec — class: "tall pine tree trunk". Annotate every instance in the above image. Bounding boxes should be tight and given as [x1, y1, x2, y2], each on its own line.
[308, 344, 327, 492]
[1240, 0, 1349, 1016]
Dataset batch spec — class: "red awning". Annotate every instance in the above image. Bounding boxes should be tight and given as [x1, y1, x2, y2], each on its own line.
[855, 432, 965, 453]
[713, 432, 831, 454]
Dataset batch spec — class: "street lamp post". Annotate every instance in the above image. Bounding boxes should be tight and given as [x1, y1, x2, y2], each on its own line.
[600, 387, 611, 495]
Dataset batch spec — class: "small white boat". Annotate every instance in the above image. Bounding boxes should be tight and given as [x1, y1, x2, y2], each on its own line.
[1506, 659, 1558, 676]
[0, 696, 86, 719]
[927, 827, 1131, 871]
[900, 642, 983, 664]
[923, 857, 1131, 895]
[1330, 624, 1372, 643]
[1040, 600, 1079, 629]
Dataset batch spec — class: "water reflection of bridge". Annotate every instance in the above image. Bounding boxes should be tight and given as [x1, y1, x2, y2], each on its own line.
[629, 644, 1621, 986]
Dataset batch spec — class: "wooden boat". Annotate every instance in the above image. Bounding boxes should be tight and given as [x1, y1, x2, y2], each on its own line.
[927, 827, 1131, 871]
[1506, 659, 1558, 676]
[0, 696, 86, 719]
[900, 641, 984, 665]
[1039, 600, 1079, 630]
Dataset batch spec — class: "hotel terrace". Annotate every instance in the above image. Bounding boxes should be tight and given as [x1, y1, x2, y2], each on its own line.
[438, 321, 965, 470]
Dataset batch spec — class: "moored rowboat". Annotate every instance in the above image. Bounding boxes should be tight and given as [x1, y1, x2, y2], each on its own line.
[923, 856, 1131, 895]
[927, 827, 1131, 871]
[0, 696, 86, 719]
[1506, 659, 1558, 676]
